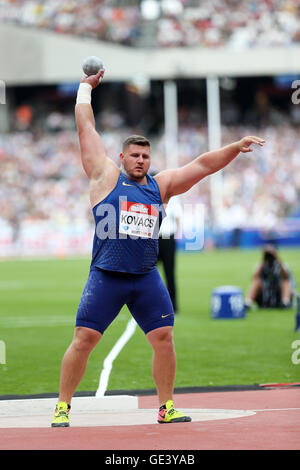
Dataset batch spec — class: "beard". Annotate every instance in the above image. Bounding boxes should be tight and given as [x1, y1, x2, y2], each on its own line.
[132, 168, 147, 180]
[122, 165, 147, 181]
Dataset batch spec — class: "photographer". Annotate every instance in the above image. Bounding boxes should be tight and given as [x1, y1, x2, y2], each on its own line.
[245, 245, 293, 309]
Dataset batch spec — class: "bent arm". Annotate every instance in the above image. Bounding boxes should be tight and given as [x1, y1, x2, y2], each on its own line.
[156, 136, 265, 202]
[253, 263, 264, 280]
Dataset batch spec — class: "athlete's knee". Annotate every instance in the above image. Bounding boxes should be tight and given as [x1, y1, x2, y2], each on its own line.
[72, 327, 101, 354]
[147, 327, 174, 351]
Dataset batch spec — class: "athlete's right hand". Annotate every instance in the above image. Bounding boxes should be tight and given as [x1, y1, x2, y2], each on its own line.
[81, 69, 105, 89]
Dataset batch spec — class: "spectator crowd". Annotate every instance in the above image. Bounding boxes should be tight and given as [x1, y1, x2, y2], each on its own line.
[155, 0, 300, 48]
[1, 116, 299, 247]
[0, 0, 141, 45]
[0, 0, 299, 48]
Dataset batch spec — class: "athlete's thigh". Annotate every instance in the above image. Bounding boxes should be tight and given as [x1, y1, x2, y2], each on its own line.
[127, 268, 174, 334]
[76, 268, 127, 334]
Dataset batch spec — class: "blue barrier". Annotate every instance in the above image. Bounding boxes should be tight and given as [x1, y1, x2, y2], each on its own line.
[211, 286, 246, 319]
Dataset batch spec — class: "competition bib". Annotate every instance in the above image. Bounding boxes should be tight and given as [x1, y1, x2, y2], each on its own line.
[119, 201, 159, 238]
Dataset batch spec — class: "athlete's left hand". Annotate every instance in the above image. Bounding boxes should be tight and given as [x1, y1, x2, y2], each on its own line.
[238, 136, 265, 153]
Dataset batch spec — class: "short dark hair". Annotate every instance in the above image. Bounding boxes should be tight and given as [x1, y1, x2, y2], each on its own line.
[122, 135, 150, 152]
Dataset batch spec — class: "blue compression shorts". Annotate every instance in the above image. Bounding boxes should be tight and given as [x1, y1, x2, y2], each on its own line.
[76, 267, 174, 335]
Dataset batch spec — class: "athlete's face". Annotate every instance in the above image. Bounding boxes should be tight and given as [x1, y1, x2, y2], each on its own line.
[120, 144, 151, 181]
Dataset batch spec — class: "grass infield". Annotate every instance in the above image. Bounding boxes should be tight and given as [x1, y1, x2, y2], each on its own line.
[0, 248, 299, 396]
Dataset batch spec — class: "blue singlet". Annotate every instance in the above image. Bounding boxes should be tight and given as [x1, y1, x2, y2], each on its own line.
[90, 172, 165, 274]
[76, 172, 174, 335]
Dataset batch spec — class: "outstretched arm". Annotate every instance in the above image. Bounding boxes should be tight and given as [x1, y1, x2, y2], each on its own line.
[156, 136, 265, 202]
[75, 69, 110, 180]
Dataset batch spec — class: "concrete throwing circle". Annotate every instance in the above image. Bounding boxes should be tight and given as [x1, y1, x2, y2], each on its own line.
[0, 397, 256, 428]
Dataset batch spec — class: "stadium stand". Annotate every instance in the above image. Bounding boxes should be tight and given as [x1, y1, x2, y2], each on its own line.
[154, 0, 300, 48]
[0, 0, 299, 48]
[0, 1, 300, 256]
[1, 114, 299, 255]
[0, 0, 142, 46]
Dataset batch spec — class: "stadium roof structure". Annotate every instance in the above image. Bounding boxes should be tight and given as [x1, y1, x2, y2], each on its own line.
[1, 24, 300, 85]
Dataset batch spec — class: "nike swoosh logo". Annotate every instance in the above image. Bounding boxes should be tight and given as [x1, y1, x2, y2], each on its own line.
[161, 313, 172, 318]
[122, 181, 134, 187]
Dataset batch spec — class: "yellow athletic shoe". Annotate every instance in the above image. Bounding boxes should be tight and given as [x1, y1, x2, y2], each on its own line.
[157, 400, 192, 424]
[51, 401, 70, 428]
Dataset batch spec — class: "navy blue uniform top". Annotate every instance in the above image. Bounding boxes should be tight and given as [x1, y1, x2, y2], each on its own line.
[90, 172, 165, 274]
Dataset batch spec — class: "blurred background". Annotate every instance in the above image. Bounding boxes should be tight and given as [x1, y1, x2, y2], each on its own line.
[0, 0, 300, 257]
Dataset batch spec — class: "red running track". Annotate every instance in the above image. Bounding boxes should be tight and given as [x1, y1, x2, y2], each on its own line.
[0, 388, 299, 450]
